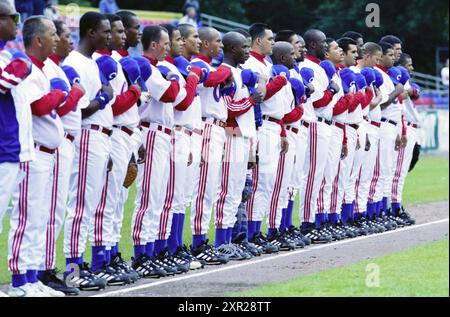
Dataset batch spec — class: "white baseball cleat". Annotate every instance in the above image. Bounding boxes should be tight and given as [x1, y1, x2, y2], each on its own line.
[34, 281, 66, 297]
[8, 283, 48, 297]
[0, 290, 9, 297]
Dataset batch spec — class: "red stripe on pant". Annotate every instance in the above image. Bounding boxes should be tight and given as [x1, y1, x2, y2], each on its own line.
[193, 124, 212, 235]
[45, 149, 59, 270]
[246, 163, 258, 221]
[368, 140, 381, 202]
[94, 171, 109, 246]
[330, 162, 340, 213]
[303, 123, 317, 223]
[9, 162, 29, 274]
[391, 146, 405, 202]
[132, 131, 156, 245]
[158, 136, 176, 240]
[215, 136, 232, 229]
[317, 178, 326, 214]
[269, 151, 285, 229]
[70, 130, 90, 258]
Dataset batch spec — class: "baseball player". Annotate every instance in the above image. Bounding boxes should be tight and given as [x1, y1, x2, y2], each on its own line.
[38, 19, 85, 296]
[188, 26, 234, 264]
[154, 23, 203, 271]
[213, 31, 265, 259]
[389, 53, 417, 225]
[374, 41, 405, 227]
[115, 10, 142, 58]
[297, 29, 340, 243]
[0, 1, 34, 297]
[8, 16, 67, 297]
[381, 35, 403, 64]
[242, 23, 290, 253]
[62, 12, 115, 290]
[90, 13, 142, 285]
[130, 25, 183, 276]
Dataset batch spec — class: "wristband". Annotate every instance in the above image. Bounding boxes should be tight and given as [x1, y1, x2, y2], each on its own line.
[328, 86, 338, 95]
[95, 92, 110, 109]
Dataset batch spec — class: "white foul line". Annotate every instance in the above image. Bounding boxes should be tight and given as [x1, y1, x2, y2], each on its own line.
[92, 218, 449, 297]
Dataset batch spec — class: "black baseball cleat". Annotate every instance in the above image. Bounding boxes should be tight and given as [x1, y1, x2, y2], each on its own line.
[38, 269, 80, 296]
[174, 246, 204, 270]
[191, 240, 229, 265]
[399, 207, 416, 225]
[322, 224, 345, 240]
[154, 250, 183, 275]
[334, 221, 357, 238]
[353, 217, 375, 234]
[110, 252, 140, 283]
[283, 229, 306, 248]
[249, 232, 279, 254]
[232, 233, 262, 256]
[289, 226, 311, 245]
[94, 262, 131, 286]
[267, 230, 296, 251]
[300, 226, 332, 244]
[380, 211, 398, 230]
[66, 262, 107, 291]
[131, 254, 167, 278]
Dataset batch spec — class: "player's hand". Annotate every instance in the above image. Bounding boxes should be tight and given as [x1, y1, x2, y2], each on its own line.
[329, 80, 340, 94]
[401, 134, 408, 148]
[365, 134, 371, 151]
[224, 75, 234, 87]
[394, 83, 404, 97]
[73, 83, 86, 95]
[187, 152, 193, 167]
[306, 83, 315, 98]
[131, 84, 142, 94]
[250, 91, 264, 104]
[395, 134, 401, 151]
[107, 156, 113, 172]
[341, 143, 348, 160]
[103, 83, 114, 101]
[137, 145, 146, 164]
[281, 137, 289, 155]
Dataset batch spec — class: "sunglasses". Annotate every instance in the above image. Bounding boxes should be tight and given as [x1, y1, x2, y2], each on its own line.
[0, 13, 21, 25]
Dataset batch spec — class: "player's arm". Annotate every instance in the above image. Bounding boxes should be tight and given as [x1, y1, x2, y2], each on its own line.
[203, 64, 232, 87]
[81, 83, 114, 119]
[56, 84, 85, 117]
[0, 58, 31, 94]
[111, 84, 141, 116]
[282, 98, 305, 124]
[174, 67, 202, 111]
[380, 83, 404, 110]
[31, 89, 67, 116]
[263, 76, 287, 101]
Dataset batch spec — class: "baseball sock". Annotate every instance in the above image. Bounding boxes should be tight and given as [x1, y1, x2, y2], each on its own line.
[286, 200, 294, 228]
[376, 201, 382, 216]
[349, 202, 355, 221]
[391, 202, 401, 215]
[329, 213, 339, 225]
[145, 242, 155, 257]
[315, 213, 326, 228]
[367, 202, 376, 219]
[11, 274, 27, 288]
[91, 246, 106, 271]
[215, 228, 227, 247]
[226, 227, 233, 243]
[133, 245, 146, 259]
[177, 213, 185, 247]
[255, 221, 262, 234]
[301, 221, 314, 231]
[168, 214, 179, 254]
[267, 228, 277, 238]
[105, 249, 111, 265]
[279, 208, 287, 231]
[111, 243, 118, 257]
[341, 203, 352, 224]
[154, 239, 167, 255]
[382, 197, 388, 213]
[192, 234, 205, 249]
[247, 221, 256, 240]
[26, 270, 38, 283]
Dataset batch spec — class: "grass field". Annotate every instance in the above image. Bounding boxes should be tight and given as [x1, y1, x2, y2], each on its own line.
[0, 155, 448, 284]
[231, 238, 449, 297]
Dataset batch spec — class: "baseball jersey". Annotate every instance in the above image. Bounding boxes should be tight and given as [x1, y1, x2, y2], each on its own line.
[63, 50, 114, 129]
[158, 60, 195, 128]
[301, 57, 332, 120]
[138, 63, 173, 127]
[403, 80, 420, 124]
[43, 57, 81, 136]
[291, 66, 316, 123]
[0, 49, 35, 163]
[330, 72, 348, 124]
[109, 50, 140, 127]
[375, 65, 401, 123]
[191, 57, 227, 122]
[347, 66, 364, 125]
[25, 58, 64, 149]
[222, 63, 256, 139]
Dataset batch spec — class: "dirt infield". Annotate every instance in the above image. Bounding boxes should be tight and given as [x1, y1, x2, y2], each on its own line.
[86, 201, 449, 297]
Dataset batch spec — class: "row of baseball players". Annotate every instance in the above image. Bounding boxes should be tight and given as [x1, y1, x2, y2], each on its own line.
[0, 4, 420, 297]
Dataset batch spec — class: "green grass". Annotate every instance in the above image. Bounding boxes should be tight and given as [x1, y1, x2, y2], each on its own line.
[230, 238, 449, 297]
[0, 155, 448, 284]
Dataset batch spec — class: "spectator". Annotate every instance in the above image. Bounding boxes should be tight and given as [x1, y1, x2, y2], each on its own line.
[441, 58, 449, 88]
[184, 0, 199, 11]
[99, 0, 119, 14]
[179, 4, 198, 28]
